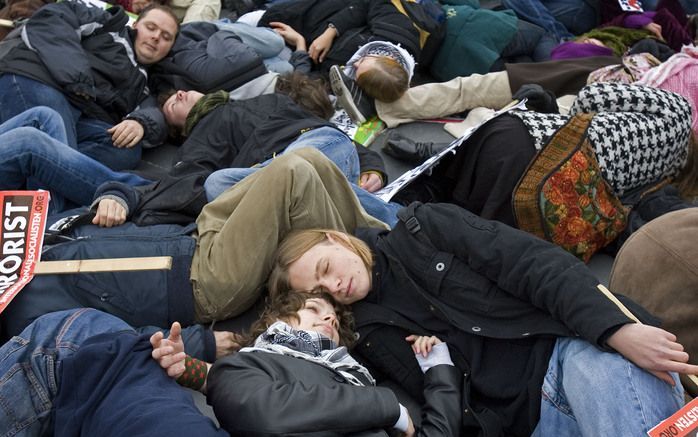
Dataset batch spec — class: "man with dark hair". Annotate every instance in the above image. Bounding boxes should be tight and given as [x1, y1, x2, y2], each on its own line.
[0, 2, 179, 170]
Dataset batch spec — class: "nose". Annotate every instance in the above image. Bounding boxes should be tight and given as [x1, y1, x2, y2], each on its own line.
[320, 277, 342, 295]
[323, 312, 338, 329]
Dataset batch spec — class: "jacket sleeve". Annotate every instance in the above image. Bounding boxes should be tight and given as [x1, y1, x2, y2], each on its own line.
[417, 365, 462, 437]
[327, 0, 370, 35]
[125, 95, 168, 147]
[411, 203, 636, 348]
[207, 353, 401, 436]
[357, 144, 387, 182]
[22, 1, 115, 98]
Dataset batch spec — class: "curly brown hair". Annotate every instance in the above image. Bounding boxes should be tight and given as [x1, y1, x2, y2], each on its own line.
[239, 292, 356, 348]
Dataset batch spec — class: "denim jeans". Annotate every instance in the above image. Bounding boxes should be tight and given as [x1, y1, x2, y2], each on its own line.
[0, 74, 141, 171]
[502, 0, 600, 39]
[0, 308, 133, 436]
[215, 20, 294, 74]
[531, 337, 685, 437]
[499, 18, 557, 63]
[204, 127, 361, 201]
[0, 108, 151, 214]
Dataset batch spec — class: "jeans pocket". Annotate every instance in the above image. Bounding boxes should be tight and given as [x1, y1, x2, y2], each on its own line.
[0, 361, 53, 436]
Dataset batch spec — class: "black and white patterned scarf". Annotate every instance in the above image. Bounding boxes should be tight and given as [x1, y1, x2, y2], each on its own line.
[344, 41, 415, 82]
[240, 321, 375, 386]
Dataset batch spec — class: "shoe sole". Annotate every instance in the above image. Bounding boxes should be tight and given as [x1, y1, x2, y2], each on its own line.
[329, 65, 367, 125]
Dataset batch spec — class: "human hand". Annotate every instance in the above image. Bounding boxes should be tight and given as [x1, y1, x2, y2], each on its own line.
[150, 321, 187, 379]
[214, 331, 244, 358]
[108, 119, 144, 148]
[308, 27, 336, 63]
[269, 21, 307, 51]
[644, 22, 664, 40]
[607, 323, 698, 385]
[92, 198, 127, 227]
[402, 414, 415, 437]
[406, 334, 442, 358]
[359, 172, 383, 192]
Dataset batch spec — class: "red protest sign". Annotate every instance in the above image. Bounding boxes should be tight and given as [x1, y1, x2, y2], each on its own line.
[648, 397, 698, 437]
[618, 0, 644, 12]
[0, 191, 50, 314]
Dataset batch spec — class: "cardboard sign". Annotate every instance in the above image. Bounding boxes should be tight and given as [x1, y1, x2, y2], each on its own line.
[0, 191, 49, 314]
[648, 397, 698, 437]
[618, 0, 644, 12]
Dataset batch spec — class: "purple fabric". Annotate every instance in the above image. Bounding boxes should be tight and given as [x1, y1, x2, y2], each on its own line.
[551, 42, 615, 60]
[623, 12, 656, 28]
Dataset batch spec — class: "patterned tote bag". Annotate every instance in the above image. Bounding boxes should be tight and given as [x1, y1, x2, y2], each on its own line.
[513, 113, 629, 262]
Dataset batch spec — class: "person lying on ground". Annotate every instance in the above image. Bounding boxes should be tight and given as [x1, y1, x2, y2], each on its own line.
[0, 308, 228, 437]
[266, 197, 697, 436]
[0, 3, 179, 171]
[152, 292, 462, 436]
[90, 80, 387, 227]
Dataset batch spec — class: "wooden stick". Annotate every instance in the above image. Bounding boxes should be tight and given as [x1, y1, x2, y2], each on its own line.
[597, 284, 698, 392]
[34, 256, 172, 274]
[0, 19, 14, 28]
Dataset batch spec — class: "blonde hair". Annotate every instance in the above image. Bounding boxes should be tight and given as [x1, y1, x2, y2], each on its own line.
[356, 56, 409, 103]
[268, 229, 373, 300]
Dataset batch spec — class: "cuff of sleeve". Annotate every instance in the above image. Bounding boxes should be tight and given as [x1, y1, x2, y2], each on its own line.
[362, 170, 386, 184]
[90, 194, 130, 217]
[415, 343, 454, 373]
[393, 404, 409, 432]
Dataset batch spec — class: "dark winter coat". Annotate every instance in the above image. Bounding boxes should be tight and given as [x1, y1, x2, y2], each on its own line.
[351, 202, 656, 436]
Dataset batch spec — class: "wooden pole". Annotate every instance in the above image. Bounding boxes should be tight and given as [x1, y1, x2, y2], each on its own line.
[34, 256, 172, 274]
[597, 284, 698, 395]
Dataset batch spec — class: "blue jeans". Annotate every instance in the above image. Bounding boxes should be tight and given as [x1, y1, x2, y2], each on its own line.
[502, 0, 600, 39]
[204, 127, 361, 201]
[215, 20, 294, 74]
[499, 18, 557, 63]
[0, 74, 142, 171]
[0, 309, 132, 436]
[532, 337, 684, 436]
[0, 107, 150, 214]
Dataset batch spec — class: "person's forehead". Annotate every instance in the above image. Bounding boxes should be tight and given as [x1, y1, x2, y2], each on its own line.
[138, 10, 178, 34]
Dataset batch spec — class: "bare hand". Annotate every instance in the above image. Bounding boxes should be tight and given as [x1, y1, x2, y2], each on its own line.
[359, 172, 383, 192]
[269, 21, 307, 51]
[214, 331, 244, 358]
[92, 198, 127, 227]
[150, 321, 187, 379]
[108, 119, 144, 148]
[308, 27, 336, 63]
[406, 334, 442, 358]
[607, 323, 698, 385]
[644, 22, 664, 40]
[402, 413, 415, 437]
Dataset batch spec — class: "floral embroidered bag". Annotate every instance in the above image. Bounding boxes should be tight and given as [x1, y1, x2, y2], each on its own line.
[513, 113, 628, 262]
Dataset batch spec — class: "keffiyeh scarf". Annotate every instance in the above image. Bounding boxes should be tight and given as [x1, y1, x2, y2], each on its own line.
[344, 41, 415, 82]
[241, 321, 375, 386]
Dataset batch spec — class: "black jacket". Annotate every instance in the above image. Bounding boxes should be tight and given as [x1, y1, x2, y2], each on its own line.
[207, 350, 462, 436]
[96, 93, 386, 225]
[259, 0, 420, 74]
[149, 21, 267, 96]
[351, 202, 656, 436]
[0, 1, 167, 145]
